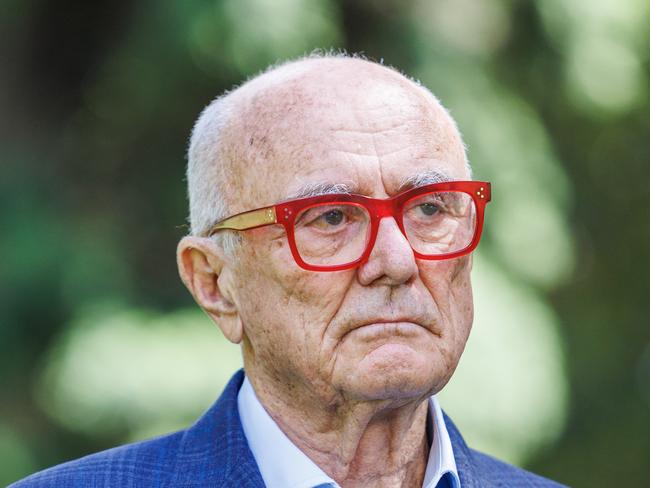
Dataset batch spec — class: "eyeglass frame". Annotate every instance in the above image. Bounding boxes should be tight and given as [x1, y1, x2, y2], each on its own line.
[207, 180, 492, 272]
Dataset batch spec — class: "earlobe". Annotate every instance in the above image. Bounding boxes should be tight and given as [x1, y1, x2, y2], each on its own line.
[176, 236, 243, 344]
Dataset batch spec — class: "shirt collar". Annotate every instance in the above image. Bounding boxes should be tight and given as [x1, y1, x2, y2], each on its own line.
[422, 395, 461, 488]
[238, 377, 335, 488]
[238, 376, 460, 488]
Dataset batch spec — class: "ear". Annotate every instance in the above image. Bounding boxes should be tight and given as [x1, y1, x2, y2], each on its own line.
[177, 235, 243, 344]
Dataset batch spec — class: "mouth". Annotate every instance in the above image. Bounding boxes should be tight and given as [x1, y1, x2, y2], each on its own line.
[345, 321, 430, 341]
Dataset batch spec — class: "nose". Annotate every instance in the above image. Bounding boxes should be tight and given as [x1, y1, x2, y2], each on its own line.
[357, 217, 418, 286]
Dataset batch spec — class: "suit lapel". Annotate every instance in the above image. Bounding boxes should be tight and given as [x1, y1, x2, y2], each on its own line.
[168, 369, 265, 487]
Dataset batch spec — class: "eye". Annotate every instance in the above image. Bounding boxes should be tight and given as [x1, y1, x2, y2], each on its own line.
[295, 203, 369, 235]
[296, 205, 356, 231]
[418, 203, 439, 216]
[322, 209, 344, 226]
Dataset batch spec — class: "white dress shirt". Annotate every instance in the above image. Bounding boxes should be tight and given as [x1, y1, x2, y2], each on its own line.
[238, 376, 461, 488]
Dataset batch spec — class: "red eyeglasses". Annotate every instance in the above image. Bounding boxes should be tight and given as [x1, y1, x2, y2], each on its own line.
[208, 181, 491, 272]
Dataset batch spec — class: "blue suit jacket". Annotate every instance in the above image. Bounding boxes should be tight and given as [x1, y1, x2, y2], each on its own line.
[11, 370, 567, 487]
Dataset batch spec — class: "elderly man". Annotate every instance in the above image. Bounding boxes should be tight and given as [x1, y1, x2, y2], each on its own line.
[13, 55, 565, 487]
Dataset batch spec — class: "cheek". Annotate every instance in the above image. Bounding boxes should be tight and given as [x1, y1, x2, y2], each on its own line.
[234, 236, 354, 368]
[418, 256, 473, 346]
[417, 256, 468, 298]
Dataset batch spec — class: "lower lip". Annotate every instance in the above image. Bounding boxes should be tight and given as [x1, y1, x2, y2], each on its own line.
[350, 322, 424, 341]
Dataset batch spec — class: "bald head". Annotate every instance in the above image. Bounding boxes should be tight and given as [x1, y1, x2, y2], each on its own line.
[187, 54, 468, 243]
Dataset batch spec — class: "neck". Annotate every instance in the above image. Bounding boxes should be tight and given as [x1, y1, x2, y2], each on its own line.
[246, 365, 431, 487]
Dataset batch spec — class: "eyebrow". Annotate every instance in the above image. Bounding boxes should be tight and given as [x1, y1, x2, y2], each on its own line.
[397, 169, 453, 192]
[286, 182, 354, 200]
[284, 168, 454, 201]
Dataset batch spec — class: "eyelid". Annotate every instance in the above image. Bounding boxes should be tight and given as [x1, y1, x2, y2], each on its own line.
[302, 203, 359, 217]
[407, 192, 445, 205]
[296, 204, 342, 225]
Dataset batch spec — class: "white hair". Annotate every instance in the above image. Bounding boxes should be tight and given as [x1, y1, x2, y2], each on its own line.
[185, 52, 471, 255]
[187, 97, 228, 235]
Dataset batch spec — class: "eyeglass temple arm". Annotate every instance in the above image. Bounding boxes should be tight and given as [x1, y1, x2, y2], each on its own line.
[208, 206, 277, 236]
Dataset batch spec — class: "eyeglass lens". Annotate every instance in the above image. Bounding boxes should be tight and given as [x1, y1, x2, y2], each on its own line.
[294, 202, 371, 266]
[293, 191, 477, 267]
[403, 191, 476, 256]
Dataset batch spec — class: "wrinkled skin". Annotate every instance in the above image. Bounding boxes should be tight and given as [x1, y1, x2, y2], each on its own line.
[178, 58, 473, 487]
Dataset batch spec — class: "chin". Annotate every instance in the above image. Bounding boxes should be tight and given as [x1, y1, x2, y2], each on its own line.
[340, 343, 445, 401]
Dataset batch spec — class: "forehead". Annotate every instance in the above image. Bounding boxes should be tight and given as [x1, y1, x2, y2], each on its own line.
[226, 61, 467, 209]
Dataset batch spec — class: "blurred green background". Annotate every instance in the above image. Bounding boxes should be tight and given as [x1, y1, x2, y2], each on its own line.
[1, 0, 649, 486]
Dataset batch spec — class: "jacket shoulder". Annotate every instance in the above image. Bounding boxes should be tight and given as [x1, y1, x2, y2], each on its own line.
[469, 448, 568, 487]
[9, 430, 185, 488]
[442, 411, 567, 487]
